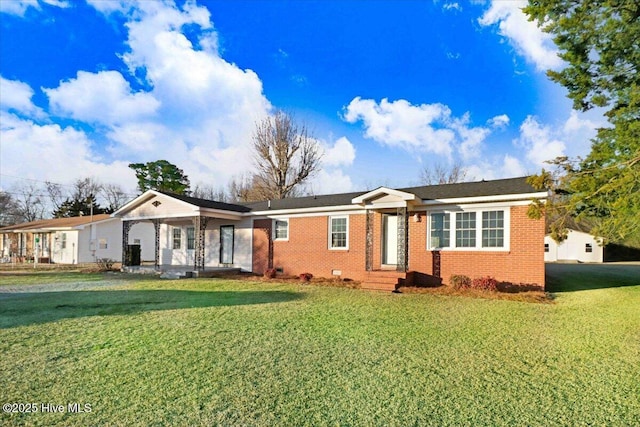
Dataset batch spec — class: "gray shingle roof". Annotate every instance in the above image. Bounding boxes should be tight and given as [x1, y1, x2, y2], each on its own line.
[157, 191, 252, 213]
[240, 176, 539, 211]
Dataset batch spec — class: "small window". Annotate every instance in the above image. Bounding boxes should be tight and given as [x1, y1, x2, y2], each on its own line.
[61, 233, 67, 249]
[99, 238, 108, 249]
[274, 219, 289, 240]
[329, 216, 348, 249]
[186, 226, 195, 250]
[133, 239, 141, 245]
[544, 243, 549, 253]
[585, 243, 593, 253]
[172, 228, 182, 249]
[430, 213, 450, 248]
[455, 212, 476, 248]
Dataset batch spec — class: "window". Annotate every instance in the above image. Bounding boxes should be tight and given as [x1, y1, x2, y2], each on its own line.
[172, 228, 181, 249]
[186, 227, 195, 250]
[482, 211, 504, 247]
[455, 212, 476, 248]
[585, 243, 593, 253]
[99, 238, 108, 249]
[61, 233, 67, 249]
[329, 216, 348, 249]
[274, 219, 289, 240]
[544, 243, 549, 252]
[430, 213, 450, 248]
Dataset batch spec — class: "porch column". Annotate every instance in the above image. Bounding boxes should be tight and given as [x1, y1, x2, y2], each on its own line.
[365, 209, 373, 271]
[121, 221, 132, 267]
[396, 207, 409, 273]
[153, 219, 161, 270]
[193, 216, 209, 271]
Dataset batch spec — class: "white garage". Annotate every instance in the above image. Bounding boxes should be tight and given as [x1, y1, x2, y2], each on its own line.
[544, 229, 604, 263]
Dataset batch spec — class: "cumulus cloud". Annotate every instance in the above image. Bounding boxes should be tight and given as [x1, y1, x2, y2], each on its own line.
[45, 71, 160, 125]
[465, 154, 527, 181]
[343, 97, 500, 161]
[479, 0, 563, 72]
[516, 115, 566, 166]
[322, 137, 356, 167]
[0, 0, 68, 16]
[0, 111, 134, 187]
[0, 76, 45, 118]
[488, 114, 509, 128]
[313, 169, 354, 194]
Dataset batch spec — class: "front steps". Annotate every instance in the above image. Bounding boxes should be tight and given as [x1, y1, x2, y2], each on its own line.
[361, 270, 406, 292]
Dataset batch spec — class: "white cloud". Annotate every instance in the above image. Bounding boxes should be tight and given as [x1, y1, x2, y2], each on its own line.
[313, 169, 354, 195]
[516, 115, 566, 166]
[343, 97, 496, 162]
[488, 114, 510, 128]
[466, 154, 527, 181]
[479, 1, 563, 72]
[0, 111, 135, 189]
[322, 137, 356, 167]
[45, 71, 160, 125]
[0, 76, 45, 118]
[0, 0, 67, 16]
[443, 3, 461, 12]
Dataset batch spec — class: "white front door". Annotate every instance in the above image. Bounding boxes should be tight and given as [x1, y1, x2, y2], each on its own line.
[383, 214, 398, 265]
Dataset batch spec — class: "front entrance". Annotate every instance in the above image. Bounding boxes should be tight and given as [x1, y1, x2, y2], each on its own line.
[220, 225, 234, 265]
[382, 214, 398, 266]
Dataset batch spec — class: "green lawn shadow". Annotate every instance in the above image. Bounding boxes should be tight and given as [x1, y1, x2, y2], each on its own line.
[546, 263, 640, 292]
[0, 290, 303, 328]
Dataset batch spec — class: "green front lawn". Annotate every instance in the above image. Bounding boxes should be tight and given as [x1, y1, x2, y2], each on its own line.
[0, 268, 638, 426]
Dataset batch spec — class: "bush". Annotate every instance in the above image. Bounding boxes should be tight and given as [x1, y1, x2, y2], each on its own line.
[471, 276, 498, 292]
[95, 258, 115, 271]
[450, 275, 471, 289]
[299, 272, 313, 282]
[263, 268, 277, 279]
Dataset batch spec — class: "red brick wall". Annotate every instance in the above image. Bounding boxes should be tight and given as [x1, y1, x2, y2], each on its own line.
[408, 206, 545, 287]
[252, 206, 545, 287]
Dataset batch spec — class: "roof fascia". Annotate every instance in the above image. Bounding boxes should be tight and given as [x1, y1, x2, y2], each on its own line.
[420, 191, 549, 206]
[352, 187, 418, 205]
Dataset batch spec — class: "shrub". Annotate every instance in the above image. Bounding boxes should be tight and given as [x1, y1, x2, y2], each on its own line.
[95, 258, 115, 271]
[263, 268, 277, 279]
[299, 272, 313, 282]
[471, 276, 498, 292]
[450, 275, 471, 289]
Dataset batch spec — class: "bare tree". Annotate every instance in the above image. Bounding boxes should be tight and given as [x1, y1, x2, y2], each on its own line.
[192, 183, 228, 202]
[101, 183, 130, 212]
[0, 191, 20, 226]
[251, 111, 322, 199]
[12, 182, 47, 222]
[419, 161, 468, 185]
[45, 181, 65, 214]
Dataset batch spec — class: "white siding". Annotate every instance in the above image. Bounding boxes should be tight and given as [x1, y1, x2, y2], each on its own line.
[128, 222, 155, 262]
[545, 230, 603, 263]
[123, 195, 194, 219]
[51, 231, 79, 264]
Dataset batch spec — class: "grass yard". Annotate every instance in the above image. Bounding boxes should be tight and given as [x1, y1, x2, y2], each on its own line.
[0, 266, 639, 426]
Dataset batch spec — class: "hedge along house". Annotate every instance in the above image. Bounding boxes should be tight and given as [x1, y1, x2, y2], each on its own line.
[0, 214, 134, 264]
[113, 177, 548, 290]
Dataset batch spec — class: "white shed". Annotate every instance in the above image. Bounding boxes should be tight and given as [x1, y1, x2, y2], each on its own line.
[544, 229, 604, 263]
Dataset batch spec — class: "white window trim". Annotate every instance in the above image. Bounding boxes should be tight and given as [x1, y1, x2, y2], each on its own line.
[427, 208, 510, 252]
[273, 218, 289, 241]
[328, 215, 349, 250]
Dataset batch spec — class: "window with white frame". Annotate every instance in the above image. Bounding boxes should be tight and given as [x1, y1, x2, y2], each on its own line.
[429, 209, 508, 250]
[186, 226, 195, 250]
[430, 213, 450, 248]
[274, 219, 289, 240]
[329, 216, 348, 249]
[482, 211, 504, 247]
[172, 228, 182, 249]
[60, 233, 67, 249]
[456, 212, 476, 248]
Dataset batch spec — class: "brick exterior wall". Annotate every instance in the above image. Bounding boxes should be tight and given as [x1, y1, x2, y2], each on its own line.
[251, 205, 545, 288]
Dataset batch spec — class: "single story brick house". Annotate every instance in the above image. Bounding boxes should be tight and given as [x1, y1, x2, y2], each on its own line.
[112, 176, 547, 290]
[0, 214, 153, 265]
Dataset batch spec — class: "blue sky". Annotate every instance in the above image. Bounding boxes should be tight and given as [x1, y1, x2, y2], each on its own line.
[0, 0, 604, 199]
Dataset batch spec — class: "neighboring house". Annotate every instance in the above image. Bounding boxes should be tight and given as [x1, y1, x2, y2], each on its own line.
[0, 214, 153, 265]
[112, 176, 547, 290]
[544, 229, 604, 263]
